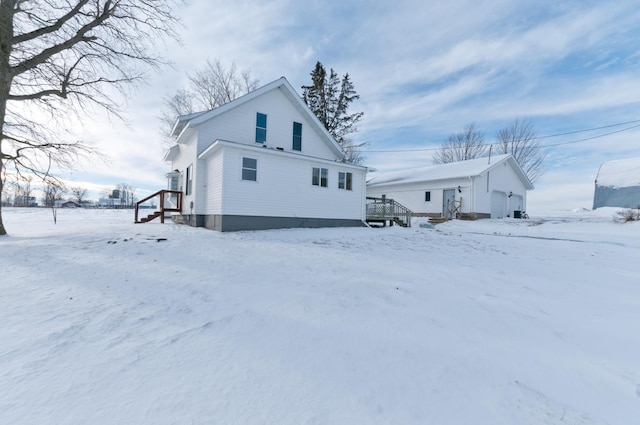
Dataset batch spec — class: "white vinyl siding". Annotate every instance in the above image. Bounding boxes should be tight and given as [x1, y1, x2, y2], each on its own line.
[194, 89, 337, 159]
[367, 159, 528, 217]
[171, 78, 365, 224]
[170, 135, 198, 214]
[216, 146, 364, 219]
[204, 151, 224, 215]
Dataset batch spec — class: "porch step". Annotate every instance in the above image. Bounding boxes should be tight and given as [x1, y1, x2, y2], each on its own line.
[138, 211, 162, 223]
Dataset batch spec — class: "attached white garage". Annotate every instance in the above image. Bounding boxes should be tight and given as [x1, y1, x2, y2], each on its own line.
[367, 154, 534, 219]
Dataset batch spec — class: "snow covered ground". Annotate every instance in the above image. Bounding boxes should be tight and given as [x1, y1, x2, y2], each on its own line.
[1, 207, 639, 424]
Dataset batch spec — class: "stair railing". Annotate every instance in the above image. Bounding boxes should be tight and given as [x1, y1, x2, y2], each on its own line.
[135, 190, 183, 223]
[366, 196, 412, 227]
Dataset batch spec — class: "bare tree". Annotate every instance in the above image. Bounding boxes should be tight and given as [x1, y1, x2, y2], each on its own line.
[495, 118, 546, 183]
[0, 0, 181, 235]
[1, 170, 11, 205]
[70, 186, 88, 204]
[116, 182, 136, 207]
[42, 178, 66, 223]
[159, 59, 259, 138]
[433, 123, 487, 164]
[12, 173, 34, 206]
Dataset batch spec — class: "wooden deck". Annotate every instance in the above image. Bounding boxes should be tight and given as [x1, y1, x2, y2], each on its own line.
[365, 197, 412, 227]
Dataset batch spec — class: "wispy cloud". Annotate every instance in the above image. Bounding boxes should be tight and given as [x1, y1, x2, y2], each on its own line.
[35, 0, 640, 211]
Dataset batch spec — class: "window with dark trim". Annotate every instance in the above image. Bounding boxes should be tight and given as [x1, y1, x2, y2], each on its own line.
[242, 157, 257, 181]
[312, 167, 328, 187]
[255, 113, 267, 143]
[425, 191, 431, 202]
[185, 164, 193, 195]
[338, 172, 353, 190]
[292, 122, 302, 151]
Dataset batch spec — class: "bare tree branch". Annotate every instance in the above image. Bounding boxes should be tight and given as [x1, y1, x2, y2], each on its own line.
[495, 118, 547, 183]
[12, 1, 90, 45]
[159, 58, 259, 140]
[0, 0, 182, 235]
[434, 123, 487, 164]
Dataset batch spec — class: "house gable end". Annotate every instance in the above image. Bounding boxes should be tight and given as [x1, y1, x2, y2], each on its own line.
[485, 155, 534, 190]
[177, 77, 345, 160]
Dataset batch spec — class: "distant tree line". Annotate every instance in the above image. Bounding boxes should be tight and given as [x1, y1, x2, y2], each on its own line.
[0, 174, 138, 209]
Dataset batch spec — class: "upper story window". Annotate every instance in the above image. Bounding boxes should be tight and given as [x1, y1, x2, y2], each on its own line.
[292, 122, 302, 151]
[255, 113, 267, 143]
[338, 172, 352, 190]
[312, 167, 328, 187]
[242, 157, 257, 181]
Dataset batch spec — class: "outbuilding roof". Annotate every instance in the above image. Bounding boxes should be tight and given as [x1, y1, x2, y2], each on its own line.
[595, 157, 640, 188]
[367, 154, 534, 190]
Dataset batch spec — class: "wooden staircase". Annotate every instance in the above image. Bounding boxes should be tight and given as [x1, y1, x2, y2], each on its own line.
[139, 211, 163, 223]
[366, 196, 412, 227]
[135, 190, 183, 224]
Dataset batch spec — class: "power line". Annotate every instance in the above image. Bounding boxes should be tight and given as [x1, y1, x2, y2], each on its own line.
[534, 119, 640, 139]
[362, 119, 640, 153]
[539, 123, 640, 148]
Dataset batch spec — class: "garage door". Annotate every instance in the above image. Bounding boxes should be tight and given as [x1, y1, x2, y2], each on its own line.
[491, 191, 507, 218]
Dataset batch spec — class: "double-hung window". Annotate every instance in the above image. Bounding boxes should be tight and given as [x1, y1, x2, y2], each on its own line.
[292, 122, 302, 151]
[312, 167, 328, 187]
[255, 113, 267, 143]
[338, 172, 353, 190]
[242, 157, 257, 181]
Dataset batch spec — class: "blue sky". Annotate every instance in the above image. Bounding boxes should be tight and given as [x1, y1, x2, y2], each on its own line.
[66, 0, 640, 213]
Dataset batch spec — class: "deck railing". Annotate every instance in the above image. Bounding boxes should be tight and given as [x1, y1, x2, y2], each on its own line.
[366, 196, 412, 227]
[134, 190, 183, 223]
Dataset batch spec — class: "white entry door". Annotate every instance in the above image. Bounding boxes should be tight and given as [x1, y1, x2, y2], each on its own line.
[490, 191, 507, 218]
[442, 189, 456, 218]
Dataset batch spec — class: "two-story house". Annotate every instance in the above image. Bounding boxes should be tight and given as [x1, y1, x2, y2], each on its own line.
[163, 77, 368, 231]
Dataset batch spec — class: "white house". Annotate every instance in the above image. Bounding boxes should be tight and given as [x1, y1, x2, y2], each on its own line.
[163, 77, 368, 231]
[593, 157, 640, 209]
[366, 154, 534, 219]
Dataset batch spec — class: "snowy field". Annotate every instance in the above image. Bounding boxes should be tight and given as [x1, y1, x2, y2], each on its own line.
[1, 207, 639, 424]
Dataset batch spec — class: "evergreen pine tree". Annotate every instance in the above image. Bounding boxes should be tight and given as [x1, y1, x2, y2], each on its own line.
[302, 62, 364, 164]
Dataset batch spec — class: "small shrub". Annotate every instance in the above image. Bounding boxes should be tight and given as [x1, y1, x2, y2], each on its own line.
[615, 207, 640, 222]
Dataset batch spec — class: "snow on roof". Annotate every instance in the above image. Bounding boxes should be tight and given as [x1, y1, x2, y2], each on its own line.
[596, 157, 640, 188]
[368, 154, 514, 187]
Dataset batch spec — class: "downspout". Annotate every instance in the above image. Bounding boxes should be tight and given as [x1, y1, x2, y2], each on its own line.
[468, 176, 474, 215]
[361, 168, 368, 225]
